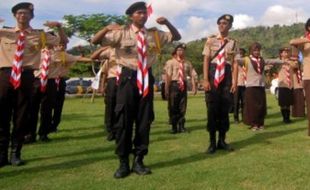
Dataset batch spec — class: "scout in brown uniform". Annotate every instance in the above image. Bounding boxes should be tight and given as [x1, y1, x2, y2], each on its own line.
[165, 44, 197, 134]
[91, 46, 119, 141]
[92, 1, 181, 178]
[243, 42, 267, 131]
[290, 47, 305, 118]
[290, 19, 310, 136]
[0, 2, 67, 166]
[234, 48, 246, 123]
[203, 14, 238, 154]
[277, 47, 298, 123]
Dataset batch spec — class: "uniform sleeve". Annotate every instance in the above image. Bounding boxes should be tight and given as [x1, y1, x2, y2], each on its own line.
[157, 30, 173, 47]
[65, 53, 81, 66]
[45, 32, 60, 46]
[99, 49, 110, 60]
[166, 60, 173, 77]
[202, 38, 211, 56]
[101, 30, 122, 47]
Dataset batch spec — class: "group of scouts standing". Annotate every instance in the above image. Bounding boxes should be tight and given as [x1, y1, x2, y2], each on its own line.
[1, 1, 310, 180]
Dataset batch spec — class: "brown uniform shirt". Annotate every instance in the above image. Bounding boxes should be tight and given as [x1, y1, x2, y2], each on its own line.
[244, 56, 265, 87]
[0, 27, 59, 69]
[278, 59, 297, 88]
[297, 36, 310, 80]
[165, 58, 194, 81]
[98, 47, 119, 78]
[202, 34, 239, 65]
[101, 24, 173, 70]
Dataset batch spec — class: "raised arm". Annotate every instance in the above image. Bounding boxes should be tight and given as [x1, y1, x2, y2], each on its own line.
[91, 24, 121, 44]
[156, 17, 181, 41]
[290, 37, 310, 46]
[44, 21, 69, 45]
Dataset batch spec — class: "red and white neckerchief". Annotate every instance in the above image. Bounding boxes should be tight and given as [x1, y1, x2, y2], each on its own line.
[55, 76, 61, 91]
[10, 31, 25, 89]
[214, 40, 226, 88]
[115, 65, 121, 85]
[296, 68, 302, 84]
[176, 58, 185, 91]
[136, 29, 149, 97]
[284, 64, 291, 87]
[250, 55, 262, 74]
[242, 65, 247, 85]
[40, 48, 51, 92]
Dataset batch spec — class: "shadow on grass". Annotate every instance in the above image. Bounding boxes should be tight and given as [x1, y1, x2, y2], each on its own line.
[231, 127, 305, 149]
[0, 154, 114, 179]
[60, 125, 103, 132]
[62, 113, 103, 121]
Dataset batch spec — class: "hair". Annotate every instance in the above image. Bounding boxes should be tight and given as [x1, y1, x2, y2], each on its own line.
[239, 48, 246, 54]
[249, 42, 261, 54]
[278, 47, 290, 58]
[305, 18, 310, 32]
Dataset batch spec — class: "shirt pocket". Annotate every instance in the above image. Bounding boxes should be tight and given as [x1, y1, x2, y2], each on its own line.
[25, 37, 41, 55]
[120, 39, 136, 55]
[1, 38, 16, 52]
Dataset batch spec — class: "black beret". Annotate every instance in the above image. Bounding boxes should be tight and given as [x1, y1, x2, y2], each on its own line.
[11, 2, 34, 15]
[125, 1, 147, 15]
[217, 14, 233, 25]
[172, 43, 186, 55]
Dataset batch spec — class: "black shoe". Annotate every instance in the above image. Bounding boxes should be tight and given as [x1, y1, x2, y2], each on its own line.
[24, 135, 36, 144]
[10, 154, 24, 166]
[206, 144, 216, 154]
[170, 125, 178, 134]
[49, 127, 58, 133]
[39, 135, 51, 142]
[106, 133, 116, 141]
[114, 157, 130, 179]
[178, 123, 189, 133]
[217, 140, 234, 151]
[132, 156, 152, 175]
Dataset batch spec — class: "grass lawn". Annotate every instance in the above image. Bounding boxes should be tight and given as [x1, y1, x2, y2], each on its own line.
[0, 92, 309, 190]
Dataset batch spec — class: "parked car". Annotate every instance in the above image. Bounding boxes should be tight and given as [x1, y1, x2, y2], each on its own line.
[65, 78, 93, 94]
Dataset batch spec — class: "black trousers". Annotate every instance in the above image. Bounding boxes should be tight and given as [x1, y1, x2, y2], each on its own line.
[51, 78, 66, 130]
[38, 79, 57, 136]
[104, 77, 118, 134]
[205, 64, 233, 133]
[0, 68, 34, 157]
[114, 67, 154, 157]
[233, 86, 245, 120]
[27, 78, 42, 138]
[168, 81, 187, 126]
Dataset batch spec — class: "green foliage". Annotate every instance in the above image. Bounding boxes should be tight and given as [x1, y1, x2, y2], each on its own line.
[63, 14, 129, 40]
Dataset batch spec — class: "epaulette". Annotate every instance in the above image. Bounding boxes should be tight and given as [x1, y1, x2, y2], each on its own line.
[147, 27, 158, 31]
[2, 26, 14, 29]
[208, 34, 217, 38]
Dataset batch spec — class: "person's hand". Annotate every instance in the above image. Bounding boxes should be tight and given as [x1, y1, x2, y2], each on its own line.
[44, 21, 62, 28]
[156, 17, 168, 25]
[203, 80, 211, 91]
[192, 86, 197, 95]
[230, 84, 237, 93]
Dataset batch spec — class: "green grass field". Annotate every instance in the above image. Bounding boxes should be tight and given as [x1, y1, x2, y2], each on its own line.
[0, 92, 309, 190]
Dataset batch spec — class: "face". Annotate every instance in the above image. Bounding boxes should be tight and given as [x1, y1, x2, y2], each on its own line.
[14, 9, 33, 24]
[251, 48, 261, 58]
[280, 50, 289, 59]
[176, 48, 185, 57]
[130, 9, 148, 28]
[218, 19, 231, 34]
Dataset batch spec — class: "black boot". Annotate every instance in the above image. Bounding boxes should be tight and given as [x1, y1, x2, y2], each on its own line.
[217, 132, 234, 151]
[106, 132, 116, 141]
[178, 122, 188, 133]
[171, 124, 178, 134]
[284, 110, 292, 124]
[206, 131, 216, 154]
[132, 155, 152, 175]
[10, 143, 24, 166]
[281, 109, 286, 123]
[114, 156, 130, 179]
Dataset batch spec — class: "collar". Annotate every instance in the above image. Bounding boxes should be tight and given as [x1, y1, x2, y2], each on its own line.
[14, 26, 33, 34]
[131, 24, 147, 34]
[216, 34, 229, 41]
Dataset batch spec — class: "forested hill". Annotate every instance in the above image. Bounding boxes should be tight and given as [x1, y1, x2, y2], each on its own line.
[181, 23, 305, 77]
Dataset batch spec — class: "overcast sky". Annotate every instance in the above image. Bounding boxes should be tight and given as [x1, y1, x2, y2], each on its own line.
[1, 0, 309, 48]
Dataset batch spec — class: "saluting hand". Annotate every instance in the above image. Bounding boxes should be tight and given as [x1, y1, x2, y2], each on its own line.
[44, 21, 62, 28]
[156, 17, 168, 25]
[106, 23, 121, 31]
